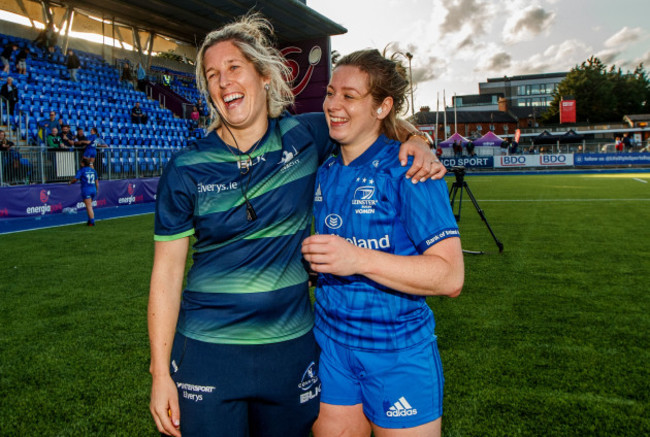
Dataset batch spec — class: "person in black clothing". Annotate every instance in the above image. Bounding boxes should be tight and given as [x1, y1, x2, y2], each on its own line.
[1, 76, 19, 115]
[465, 140, 476, 156]
[66, 50, 81, 82]
[74, 127, 91, 150]
[15, 47, 29, 75]
[131, 101, 148, 124]
[622, 132, 633, 152]
[59, 124, 75, 149]
[1, 43, 18, 73]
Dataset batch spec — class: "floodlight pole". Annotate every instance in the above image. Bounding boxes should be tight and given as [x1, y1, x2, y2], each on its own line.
[406, 52, 414, 117]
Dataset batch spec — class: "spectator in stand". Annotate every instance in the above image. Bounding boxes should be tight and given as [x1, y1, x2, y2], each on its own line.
[197, 99, 209, 127]
[0, 129, 14, 150]
[161, 69, 171, 87]
[46, 127, 62, 149]
[501, 138, 511, 154]
[66, 49, 81, 82]
[68, 157, 99, 226]
[1, 43, 18, 73]
[33, 22, 57, 56]
[189, 105, 200, 130]
[453, 139, 462, 157]
[622, 132, 633, 152]
[614, 136, 623, 153]
[1, 76, 19, 115]
[508, 137, 518, 154]
[59, 124, 75, 149]
[131, 101, 148, 124]
[465, 140, 476, 156]
[121, 62, 135, 89]
[137, 62, 147, 91]
[15, 47, 29, 75]
[74, 127, 91, 150]
[1, 129, 23, 183]
[435, 144, 443, 160]
[40, 111, 59, 138]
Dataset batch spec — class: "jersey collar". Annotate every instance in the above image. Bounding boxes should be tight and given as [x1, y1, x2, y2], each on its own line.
[340, 134, 391, 167]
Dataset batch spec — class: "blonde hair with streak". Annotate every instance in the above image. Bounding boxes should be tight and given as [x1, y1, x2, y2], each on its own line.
[334, 49, 410, 141]
[195, 13, 294, 132]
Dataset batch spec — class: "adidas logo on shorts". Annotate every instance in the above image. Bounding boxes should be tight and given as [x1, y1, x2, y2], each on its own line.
[386, 396, 418, 417]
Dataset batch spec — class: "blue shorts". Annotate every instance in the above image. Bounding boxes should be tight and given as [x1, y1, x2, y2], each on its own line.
[81, 190, 96, 200]
[168, 330, 321, 437]
[315, 328, 443, 429]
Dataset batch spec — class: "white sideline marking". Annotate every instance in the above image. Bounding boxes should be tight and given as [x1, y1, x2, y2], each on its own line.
[479, 198, 650, 202]
[633, 178, 648, 184]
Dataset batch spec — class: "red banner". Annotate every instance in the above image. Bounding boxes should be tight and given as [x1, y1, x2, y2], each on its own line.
[560, 99, 576, 124]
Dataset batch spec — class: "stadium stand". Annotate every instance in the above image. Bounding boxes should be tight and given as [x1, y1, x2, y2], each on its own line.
[0, 31, 207, 185]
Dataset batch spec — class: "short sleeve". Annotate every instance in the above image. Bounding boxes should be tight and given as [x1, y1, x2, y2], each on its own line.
[154, 161, 195, 241]
[398, 177, 460, 254]
[293, 112, 337, 164]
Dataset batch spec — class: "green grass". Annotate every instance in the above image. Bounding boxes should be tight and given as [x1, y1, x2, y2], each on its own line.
[1, 173, 649, 436]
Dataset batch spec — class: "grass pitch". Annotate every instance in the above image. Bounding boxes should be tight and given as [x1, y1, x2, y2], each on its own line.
[0, 172, 648, 436]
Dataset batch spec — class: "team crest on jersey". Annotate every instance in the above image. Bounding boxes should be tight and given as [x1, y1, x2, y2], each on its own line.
[298, 361, 321, 404]
[352, 177, 377, 214]
[278, 145, 300, 172]
[314, 184, 323, 202]
[325, 213, 343, 229]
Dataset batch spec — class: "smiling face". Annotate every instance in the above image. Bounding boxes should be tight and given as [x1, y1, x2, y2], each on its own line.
[204, 40, 269, 139]
[323, 65, 386, 157]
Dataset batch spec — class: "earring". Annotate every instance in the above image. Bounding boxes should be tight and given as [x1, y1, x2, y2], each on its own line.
[264, 83, 270, 91]
[376, 108, 382, 115]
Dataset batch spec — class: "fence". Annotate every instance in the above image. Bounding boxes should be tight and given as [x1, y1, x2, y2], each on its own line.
[0, 146, 169, 186]
[440, 137, 649, 157]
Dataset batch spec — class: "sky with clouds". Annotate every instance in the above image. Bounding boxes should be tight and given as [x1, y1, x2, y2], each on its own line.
[308, 0, 650, 111]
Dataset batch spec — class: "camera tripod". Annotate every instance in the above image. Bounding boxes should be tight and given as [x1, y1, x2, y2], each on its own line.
[448, 166, 504, 253]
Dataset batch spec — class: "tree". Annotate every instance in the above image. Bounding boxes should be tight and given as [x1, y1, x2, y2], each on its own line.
[542, 57, 650, 124]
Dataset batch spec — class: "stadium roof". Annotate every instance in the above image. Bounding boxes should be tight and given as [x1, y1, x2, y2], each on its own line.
[61, 0, 347, 44]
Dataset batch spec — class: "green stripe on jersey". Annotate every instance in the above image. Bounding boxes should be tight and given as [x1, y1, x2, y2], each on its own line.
[188, 257, 308, 294]
[194, 213, 311, 253]
[154, 228, 195, 241]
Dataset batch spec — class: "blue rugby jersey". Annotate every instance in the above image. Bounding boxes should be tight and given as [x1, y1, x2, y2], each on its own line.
[75, 166, 97, 196]
[313, 135, 460, 351]
[154, 113, 334, 345]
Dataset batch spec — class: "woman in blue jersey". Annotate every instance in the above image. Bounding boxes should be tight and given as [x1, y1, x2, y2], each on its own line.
[148, 14, 445, 437]
[302, 49, 465, 437]
[68, 157, 98, 226]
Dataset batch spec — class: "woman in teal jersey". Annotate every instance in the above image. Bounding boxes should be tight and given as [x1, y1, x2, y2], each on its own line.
[302, 49, 464, 437]
[148, 14, 445, 437]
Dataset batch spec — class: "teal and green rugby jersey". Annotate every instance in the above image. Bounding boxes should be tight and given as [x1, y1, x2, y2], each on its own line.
[154, 113, 334, 345]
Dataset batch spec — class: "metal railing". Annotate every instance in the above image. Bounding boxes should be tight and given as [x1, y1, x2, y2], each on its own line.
[441, 138, 650, 157]
[0, 146, 170, 186]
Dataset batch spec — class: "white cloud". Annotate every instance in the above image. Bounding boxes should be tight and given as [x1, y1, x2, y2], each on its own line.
[593, 48, 621, 65]
[604, 26, 644, 48]
[439, 0, 494, 35]
[475, 51, 512, 72]
[509, 39, 592, 74]
[503, 5, 556, 44]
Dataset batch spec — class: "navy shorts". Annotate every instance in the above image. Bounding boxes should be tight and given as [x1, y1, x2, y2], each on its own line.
[168, 330, 321, 437]
[316, 329, 443, 429]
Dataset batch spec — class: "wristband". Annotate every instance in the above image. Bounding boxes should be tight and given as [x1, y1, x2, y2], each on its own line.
[405, 130, 433, 147]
